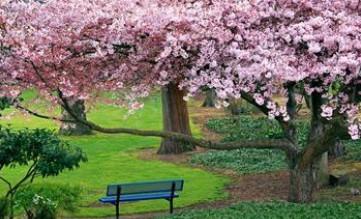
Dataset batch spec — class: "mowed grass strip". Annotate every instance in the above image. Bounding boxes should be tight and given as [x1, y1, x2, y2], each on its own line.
[0, 93, 229, 217]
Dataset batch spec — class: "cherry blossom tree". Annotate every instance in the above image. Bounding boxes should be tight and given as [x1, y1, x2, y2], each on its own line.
[2, 0, 361, 203]
[1, 0, 198, 152]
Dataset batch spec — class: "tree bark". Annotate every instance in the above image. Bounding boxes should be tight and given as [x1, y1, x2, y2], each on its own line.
[314, 153, 329, 188]
[328, 139, 345, 159]
[59, 98, 92, 136]
[228, 99, 243, 115]
[288, 163, 315, 203]
[202, 89, 216, 107]
[158, 83, 194, 154]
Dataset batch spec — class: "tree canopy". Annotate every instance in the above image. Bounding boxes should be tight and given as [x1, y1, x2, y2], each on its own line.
[1, 0, 360, 136]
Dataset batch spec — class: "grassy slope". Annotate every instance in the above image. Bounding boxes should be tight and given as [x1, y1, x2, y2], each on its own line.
[0, 93, 228, 217]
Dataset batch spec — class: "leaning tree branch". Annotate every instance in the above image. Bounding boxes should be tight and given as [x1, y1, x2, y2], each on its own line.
[241, 91, 288, 126]
[16, 94, 298, 155]
[59, 90, 298, 155]
[298, 122, 337, 170]
[14, 102, 73, 123]
[240, 90, 300, 153]
[24, 60, 298, 155]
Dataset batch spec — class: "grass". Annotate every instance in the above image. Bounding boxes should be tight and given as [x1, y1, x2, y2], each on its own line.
[161, 201, 361, 219]
[0, 92, 229, 217]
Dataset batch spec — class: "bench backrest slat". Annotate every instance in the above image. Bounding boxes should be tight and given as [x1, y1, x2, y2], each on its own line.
[107, 179, 184, 196]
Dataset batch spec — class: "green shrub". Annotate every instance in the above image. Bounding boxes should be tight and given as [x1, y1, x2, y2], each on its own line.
[0, 127, 86, 218]
[15, 183, 82, 218]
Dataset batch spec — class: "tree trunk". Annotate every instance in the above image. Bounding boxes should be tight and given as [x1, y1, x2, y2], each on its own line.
[288, 163, 315, 203]
[59, 98, 92, 136]
[202, 89, 216, 107]
[228, 99, 243, 115]
[314, 152, 329, 188]
[328, 139, 345, 159]
[158, 83, 194, 154]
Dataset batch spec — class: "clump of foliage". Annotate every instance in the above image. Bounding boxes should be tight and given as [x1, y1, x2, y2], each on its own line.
[0, 127, 87, 218]
[191, 116, 310, 174]
[226, 100, 260, 116]
[0, 97, 11, 112]
[206, 116, 310, 147]
[162, 201, 361, 219]
[191, 148, 287, 174]
[15, 183, 82, 219]
[342, 140, 361, 162]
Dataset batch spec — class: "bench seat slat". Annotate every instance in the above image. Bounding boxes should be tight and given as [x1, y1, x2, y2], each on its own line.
[99, 192, 179, 204]
[107, 180, 184, 196]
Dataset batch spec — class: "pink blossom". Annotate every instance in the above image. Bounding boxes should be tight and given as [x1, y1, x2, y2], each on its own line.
[349, 124, 360, 140]
[321, 105, 333, 119]
[254, 93, 265, 106]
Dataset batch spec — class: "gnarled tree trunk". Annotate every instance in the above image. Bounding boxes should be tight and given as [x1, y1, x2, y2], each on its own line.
[158, 83, 194, 154]
[288, 162, 314, 203]
[59, 98, 92, 136]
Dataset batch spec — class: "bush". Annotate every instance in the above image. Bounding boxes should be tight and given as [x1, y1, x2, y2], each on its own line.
[0, 127, 86, 218]
[15, 183, 82, 219]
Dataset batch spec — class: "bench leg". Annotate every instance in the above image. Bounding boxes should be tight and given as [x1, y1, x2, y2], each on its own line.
[116, 202, 120, 219]
[169, 198, 174, 214]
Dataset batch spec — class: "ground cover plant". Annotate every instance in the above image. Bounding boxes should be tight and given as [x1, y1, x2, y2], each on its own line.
[162, 201, 361, 219]
[0, 94, 228, 217]
[192, 115, 361, 174]
[190, 116, 306, 174]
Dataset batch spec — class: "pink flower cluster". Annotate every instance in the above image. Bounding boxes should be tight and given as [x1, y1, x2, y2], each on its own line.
[1, 0, 361, 137]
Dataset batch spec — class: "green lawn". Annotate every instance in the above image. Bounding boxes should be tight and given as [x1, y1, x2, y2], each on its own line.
[0, 93, 229, 217]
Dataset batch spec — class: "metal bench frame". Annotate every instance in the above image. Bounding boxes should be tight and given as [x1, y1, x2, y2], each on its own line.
[99, 179, 184, 219]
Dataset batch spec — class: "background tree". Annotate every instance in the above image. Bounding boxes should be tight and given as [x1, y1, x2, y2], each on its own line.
[59, 98, 92, 136]
[202, 88, 216, 107]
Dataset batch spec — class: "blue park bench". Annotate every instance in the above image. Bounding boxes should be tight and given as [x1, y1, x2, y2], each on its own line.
[99, 179, 184, 219]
